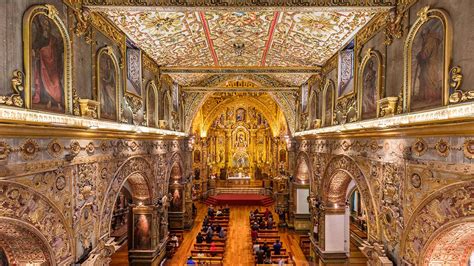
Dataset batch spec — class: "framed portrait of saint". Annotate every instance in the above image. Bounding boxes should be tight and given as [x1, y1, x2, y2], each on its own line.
[28, 12, 67, 113]
[359, 50, 383, 120]
[410, 19, 444, 111]
[126, 40, 142, 97]
[97, 47, 119, 121]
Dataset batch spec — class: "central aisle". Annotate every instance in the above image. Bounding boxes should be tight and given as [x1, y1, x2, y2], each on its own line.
[166, 204, 309, 266]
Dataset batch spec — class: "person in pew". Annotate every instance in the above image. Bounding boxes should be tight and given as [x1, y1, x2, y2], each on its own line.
[197, 251, 204, 258]
[256, 247, 265, 264]
[218, 228, 226, 239]
[254, 208, 259, 214]
[205, 233, 213, 243]
[206, 224, 213, 235]
[196, 232, 204, 244]
[203, 216, 209, 226]
[267, 218, 274, 229]
[259, 220, 267, 229]
[216, 224, 221, 234]
[210, 242, 217, 257]
[253, 242, 260, 254]
[223, 204, 230, 213]
[273, 240, 282, 255]
[261, 242, 269, 255]
[186, 256, 196, 265]
[252, 222, 259, 231]
[251, 229, 258, 241]
[278, 258, 285, 266]
[250, 211, 255, 220]
[264, 208, 270, 219]
[171, 234, 179, 248]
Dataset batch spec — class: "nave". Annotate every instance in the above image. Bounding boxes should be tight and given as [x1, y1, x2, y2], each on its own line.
[165, 203, 309, 266]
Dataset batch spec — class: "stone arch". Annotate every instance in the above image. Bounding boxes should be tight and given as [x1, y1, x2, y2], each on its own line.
[295, 151, 311, 184]
[400, 181, 474, 265]
[0, 181, 74, 264]
[98, 156, 154, 239]
[166, 152, 185, 186]
[0, 217, 54, 265]
[321, 155, 380, 239]
[421, 219, 474, 265]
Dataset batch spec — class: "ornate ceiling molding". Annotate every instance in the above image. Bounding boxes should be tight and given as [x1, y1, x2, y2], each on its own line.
[83, 0, 394, 11]
[182, 86, 298, 93]
[161, 66, 320, 74]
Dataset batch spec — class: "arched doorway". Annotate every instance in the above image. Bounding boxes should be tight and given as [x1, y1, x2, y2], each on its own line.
[316, 155, 380, 264]
[0, 218, 54, 265]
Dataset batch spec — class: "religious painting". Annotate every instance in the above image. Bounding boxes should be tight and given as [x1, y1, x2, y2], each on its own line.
[361, 56, 379, 119]
[146, 83, 157, 127]
[279, 149, 287, 163]
[170, 188, 183, 212]
[193, 149, 201, 163]
[301, 83, 309, 112]
[172, 82, 179, 111]
[338, 41, 355, 98]
[98, 50, 118, 120]
[126, 40, 142, 96]
[30, 14, 65, 113]
[323, 82, 334, 127]
[133, 213, 151, 250]
[236, 108, 246, 122]
[410, 19, 444, 111]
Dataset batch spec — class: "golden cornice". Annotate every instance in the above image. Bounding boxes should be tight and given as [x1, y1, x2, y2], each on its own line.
[322, 54, 338, 75]
[356, 12, 389, 47]
[142, 52, 160, 75]
[0, 123, 186, 140]
[90, 12, 125, 45]
[182, 87, 298, 93]
[161, 66, 320, 75]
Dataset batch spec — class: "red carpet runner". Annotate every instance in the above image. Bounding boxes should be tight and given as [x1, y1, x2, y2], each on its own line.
[205, 194, 274, 206]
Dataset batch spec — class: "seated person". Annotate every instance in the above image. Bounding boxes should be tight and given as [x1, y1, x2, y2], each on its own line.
[219, 228, 226, 239]
[267, 219, 273, 229]
[251, 222, 259, 231]
[259, 220, 267, 229]
[206, 225, 213, 235]
[256, 248, 265, 264]
[205, 233, 213, 243]
[197, 252, 205, 258]
[210, 242, 217, 257]
[251, 229, 258, 241]
[216, 224, 222, 234]
[264, 208, 270, 219]
[203, 216, 209, 225]
[216, 209, 223, 216]
[261, 242, 269, 254]
[253, 242, 260, 254]
[273, 240, 282, 255]
[170, 234, 179, 247]
[196, 232, 204, 243]
[250, 212, 255, 220]
[254, 208, 259, 214]
[223, 204, 230, 213]
[186, 256, 196, 265]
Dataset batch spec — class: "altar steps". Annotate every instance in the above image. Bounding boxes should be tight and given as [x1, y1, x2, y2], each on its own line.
[204, 194, 274, 207]
[215, 187, 265, 195]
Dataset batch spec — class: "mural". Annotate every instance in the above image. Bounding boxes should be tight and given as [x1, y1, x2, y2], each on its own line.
[410, 19, 444, 111]
[362, 57, 378, 119]
[133, 214, 151, 250]
[126, 41, 142, 96]
[98, 51, 118, 120]
[31, 14, 65, 113]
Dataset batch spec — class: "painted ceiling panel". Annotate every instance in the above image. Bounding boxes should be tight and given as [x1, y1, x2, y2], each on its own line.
[104, 10, 378, 68]
[265, 11, 376, 66]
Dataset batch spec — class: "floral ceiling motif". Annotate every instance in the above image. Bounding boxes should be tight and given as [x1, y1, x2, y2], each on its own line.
[104, 10, 378, 67]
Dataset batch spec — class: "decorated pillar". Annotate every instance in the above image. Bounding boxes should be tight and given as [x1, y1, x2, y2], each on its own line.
[128, 204, 162, 266]
[224, 130, 231, 175]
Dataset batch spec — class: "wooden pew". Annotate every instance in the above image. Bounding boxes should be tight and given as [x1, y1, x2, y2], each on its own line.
[191, 250, 225, 257]
[194, 243, 226, 249]
[193, 256, 223, 265]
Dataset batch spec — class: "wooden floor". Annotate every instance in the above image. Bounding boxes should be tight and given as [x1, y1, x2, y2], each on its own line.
[165, 203, 309, 266]
[109, 203, 367, 265]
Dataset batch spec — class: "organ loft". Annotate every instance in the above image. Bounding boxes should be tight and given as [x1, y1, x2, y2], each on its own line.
[0, 1, 473, 266]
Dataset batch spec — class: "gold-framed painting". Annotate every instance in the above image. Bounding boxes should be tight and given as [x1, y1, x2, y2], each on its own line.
[322, 79, 335, 127]
[96, 46, 120, 121]
[403, 6, 452, 112]
[146, 80, 158, 127]
[358, 48, 384, 120]
[23, 4, 72, 114]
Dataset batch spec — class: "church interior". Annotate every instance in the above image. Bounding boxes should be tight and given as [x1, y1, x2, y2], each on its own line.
[0, 0, 473, 265]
